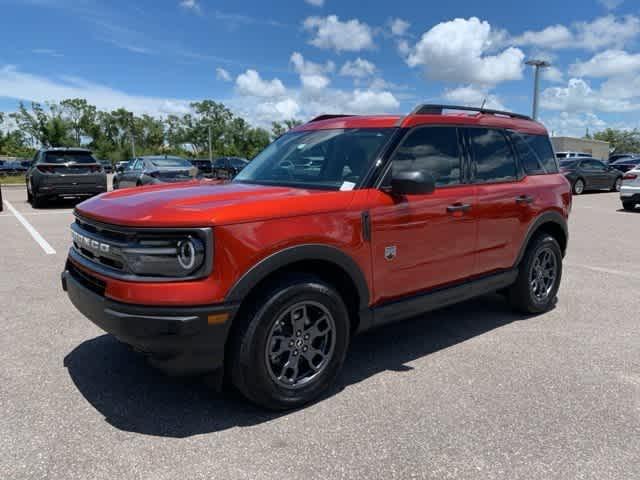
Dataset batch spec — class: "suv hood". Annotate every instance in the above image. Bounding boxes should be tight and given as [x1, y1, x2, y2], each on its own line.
[75, 180, 355, 227]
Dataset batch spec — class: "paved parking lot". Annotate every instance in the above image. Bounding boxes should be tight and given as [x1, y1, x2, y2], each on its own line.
[1, 186, 639, 480]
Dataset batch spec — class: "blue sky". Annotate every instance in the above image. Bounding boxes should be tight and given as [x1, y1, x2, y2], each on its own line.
[1, 0, 639, 136]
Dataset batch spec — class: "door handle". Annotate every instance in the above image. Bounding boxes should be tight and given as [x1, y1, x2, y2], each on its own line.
[515, 195, 534, 205]
[447, 203, 471, 213]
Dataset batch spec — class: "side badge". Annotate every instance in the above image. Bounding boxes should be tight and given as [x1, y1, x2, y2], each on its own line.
[384, 245, 397, 261]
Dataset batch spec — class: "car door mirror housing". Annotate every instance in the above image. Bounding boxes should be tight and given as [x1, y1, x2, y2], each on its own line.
[390, 170, 436, 195]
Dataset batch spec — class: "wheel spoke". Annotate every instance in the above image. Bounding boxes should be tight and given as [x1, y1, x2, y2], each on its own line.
[303, 348, 326, 371]
[291, 305, 308, 332]
[279, 354, 300, 383]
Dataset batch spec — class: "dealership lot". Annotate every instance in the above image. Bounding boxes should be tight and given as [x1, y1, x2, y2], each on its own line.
[1, 186, 639, 479]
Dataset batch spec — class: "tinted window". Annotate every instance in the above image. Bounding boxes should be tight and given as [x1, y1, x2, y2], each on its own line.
[44, 151, 96, 164]
[512, 133, 545, 175]
[556, 153, 568, 159]
[213, 158, 226, 168]
[583, 159, 606, 171]
[560, 160, 578, 169]
[527, 135, 558, 173]
[230, 158, 248, 168]
[149, 157, 192, 168]
[391, 127, 461, 187]
[468, 129, 517, 183]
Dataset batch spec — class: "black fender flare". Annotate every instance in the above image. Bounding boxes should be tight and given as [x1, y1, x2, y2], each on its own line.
[225, 244, 370, 312]
[514, 210, 568, 266]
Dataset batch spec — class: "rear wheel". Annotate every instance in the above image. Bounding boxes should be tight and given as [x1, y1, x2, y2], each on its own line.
[612, 177, 622, 192]
[509, 234, 562, 314]
[112, 178, 119, 190]
[622, 201, 636, 211]
[228, 274, 350, 410]
[572, 178, 585, 195]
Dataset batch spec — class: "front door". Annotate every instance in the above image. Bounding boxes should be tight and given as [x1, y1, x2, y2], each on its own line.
[369, 126, 477, 305]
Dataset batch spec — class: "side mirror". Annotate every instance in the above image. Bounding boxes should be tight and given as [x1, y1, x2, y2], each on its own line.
[391, 170, 436, 195]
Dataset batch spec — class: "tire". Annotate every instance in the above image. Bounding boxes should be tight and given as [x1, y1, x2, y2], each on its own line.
[112, 179, 119, 190]
[612, 177, 622, 192]
[228, 274, 350, 410]
[622, 201, 635, 211]
[572, 178, 585, 195]
[27, 184, 32, 204]
[509, 234, 562, 315]
[31, 186, 43, 208]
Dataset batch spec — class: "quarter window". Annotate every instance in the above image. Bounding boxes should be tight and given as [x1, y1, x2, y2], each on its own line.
[468, 128, 517, 183]
[391, 127, 462, 187]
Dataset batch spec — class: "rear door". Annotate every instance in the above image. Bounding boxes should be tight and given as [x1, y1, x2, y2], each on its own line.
[466, 128, 534, 275]
[582, 159, 609, 189]
[122, 159, 142, 187]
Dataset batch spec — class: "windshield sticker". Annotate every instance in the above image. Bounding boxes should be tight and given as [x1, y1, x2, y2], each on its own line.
[340, 181, 356, 191]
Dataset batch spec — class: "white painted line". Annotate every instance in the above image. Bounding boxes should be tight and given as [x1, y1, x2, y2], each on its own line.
[0, 210, 73, 217]
[566, 263, 640, 280]
[2, 199, 56, 255]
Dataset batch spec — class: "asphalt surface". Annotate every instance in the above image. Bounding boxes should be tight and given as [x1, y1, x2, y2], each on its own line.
[1, 186, 639, 480]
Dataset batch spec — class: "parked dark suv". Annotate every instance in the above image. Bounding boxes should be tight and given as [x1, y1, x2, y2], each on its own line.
[62, 104, 570, 410]
[26, 148, 107, 207]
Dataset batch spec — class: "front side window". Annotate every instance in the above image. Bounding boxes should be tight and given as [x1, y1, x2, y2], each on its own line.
[390, 127, 462, 187]
[234, 128, 394, 190]
[468, 128, 517, 183]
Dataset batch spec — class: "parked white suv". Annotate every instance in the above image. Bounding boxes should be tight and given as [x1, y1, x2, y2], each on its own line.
[620, 166, 640, 211]
[556, 152, 591, 160]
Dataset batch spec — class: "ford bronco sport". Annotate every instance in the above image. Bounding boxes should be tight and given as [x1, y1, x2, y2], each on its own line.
[62, 104, 570, 410]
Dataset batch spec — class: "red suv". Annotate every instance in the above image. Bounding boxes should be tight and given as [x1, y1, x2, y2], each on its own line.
[62, 105, 570, 410]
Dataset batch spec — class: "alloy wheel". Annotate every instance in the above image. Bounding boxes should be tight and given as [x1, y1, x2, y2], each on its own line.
[529, 247, 558, 303]
[574, 179, 584, 195]
[265, 301, 336, 389]
[614, 177, 622, 192]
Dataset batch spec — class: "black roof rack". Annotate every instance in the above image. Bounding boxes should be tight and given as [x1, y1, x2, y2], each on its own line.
[411, 104, 532, 121]
[308, 114, 357, 123]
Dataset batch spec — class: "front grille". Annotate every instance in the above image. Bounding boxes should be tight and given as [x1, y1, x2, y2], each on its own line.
[67, 261, 106, 296]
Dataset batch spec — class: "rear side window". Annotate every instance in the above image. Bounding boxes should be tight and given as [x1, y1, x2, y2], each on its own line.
[511, 133, 545, 175]
[526, 135, 558, 173]
[468, 129, 517, 183]
[44, 151, 96, 164]
[391, 127, 462, 187]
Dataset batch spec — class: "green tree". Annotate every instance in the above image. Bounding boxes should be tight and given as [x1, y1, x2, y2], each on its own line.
[60, 98, 97, 146]
[10, 102, 73, 148]
[593, 128, 640, 154]
[271, 119, 302, 139]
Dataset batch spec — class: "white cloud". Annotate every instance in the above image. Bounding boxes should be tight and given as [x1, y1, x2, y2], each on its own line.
[442, 85, 506, 110]
[512, 25, 573, 49]
[600, 75, 640, 100]
[179, 0, 201, 13]
[304, 0, 324, 6]
[406, 17, 525, 86]
[598, 0, 624, 10]
[0, 65, 191, 116]
[215, 67, 232, 82]
[397, 39, 410, 56]
[303, 15, 375, 52]
[339, 58, 376, 78]
[235, 69, 287, 98]
[390, 18, 410, 37]
[542, 66, 564, 83]
[509, 15, 639, 51]
[541, 78, 640, 113]
[574, 15, 640, 50]
[290, 52, 334, 91]
[255, 98, 301, 121]
[570, 49, 640, 77]
[542, 112, 608, 137]
[344, 89, 400, 113]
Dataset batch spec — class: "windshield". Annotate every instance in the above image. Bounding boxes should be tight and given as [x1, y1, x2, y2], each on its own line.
[560, 160, 578, 168]
[234, 128, 394, 190]
[149, 157, 192, 168]
[44, 152, 96, 164]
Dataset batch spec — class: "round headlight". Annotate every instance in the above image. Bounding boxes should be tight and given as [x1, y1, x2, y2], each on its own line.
[177, 238, 197, 270]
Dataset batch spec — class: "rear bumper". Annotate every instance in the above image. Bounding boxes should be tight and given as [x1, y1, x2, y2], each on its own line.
[39, 183, 107, 197]
[620, 186, 640, 199]
[61, 268, 238, 375]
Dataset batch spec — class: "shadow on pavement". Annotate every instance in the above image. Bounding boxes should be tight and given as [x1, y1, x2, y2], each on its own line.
[64, 294, 529, 438]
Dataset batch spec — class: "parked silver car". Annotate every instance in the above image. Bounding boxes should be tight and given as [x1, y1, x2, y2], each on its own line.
[112, 156, 197, 189]
[26, 148, 107, 208]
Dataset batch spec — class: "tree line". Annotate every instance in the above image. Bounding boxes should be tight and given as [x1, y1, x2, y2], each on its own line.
[0, 99, 302, 163]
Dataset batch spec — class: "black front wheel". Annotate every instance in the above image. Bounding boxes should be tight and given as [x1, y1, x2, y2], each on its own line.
[622, 201, 636, 211]
[228, 274, 350, 410]
[509, 234, 562, 314]
[612, 177, 622, 192]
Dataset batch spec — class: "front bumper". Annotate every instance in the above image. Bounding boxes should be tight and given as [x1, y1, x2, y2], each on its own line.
[61, 266, 238, 375]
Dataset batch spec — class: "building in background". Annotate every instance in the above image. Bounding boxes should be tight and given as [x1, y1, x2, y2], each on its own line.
[551, 137, 610, 161]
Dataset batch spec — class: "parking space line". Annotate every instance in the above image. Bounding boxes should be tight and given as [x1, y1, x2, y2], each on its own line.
[566, 262, 640, 280]
[2, 199, 57, 255]
[0, 211, 72, 217]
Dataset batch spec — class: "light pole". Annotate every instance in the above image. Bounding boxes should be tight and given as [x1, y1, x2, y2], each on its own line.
[525, 59, 550, 121]
[208, 125, 212, 162]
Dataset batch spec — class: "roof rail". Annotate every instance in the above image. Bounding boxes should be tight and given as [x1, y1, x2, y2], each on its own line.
[410, 104, 532, 121]
[308, 114, 357, 123]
